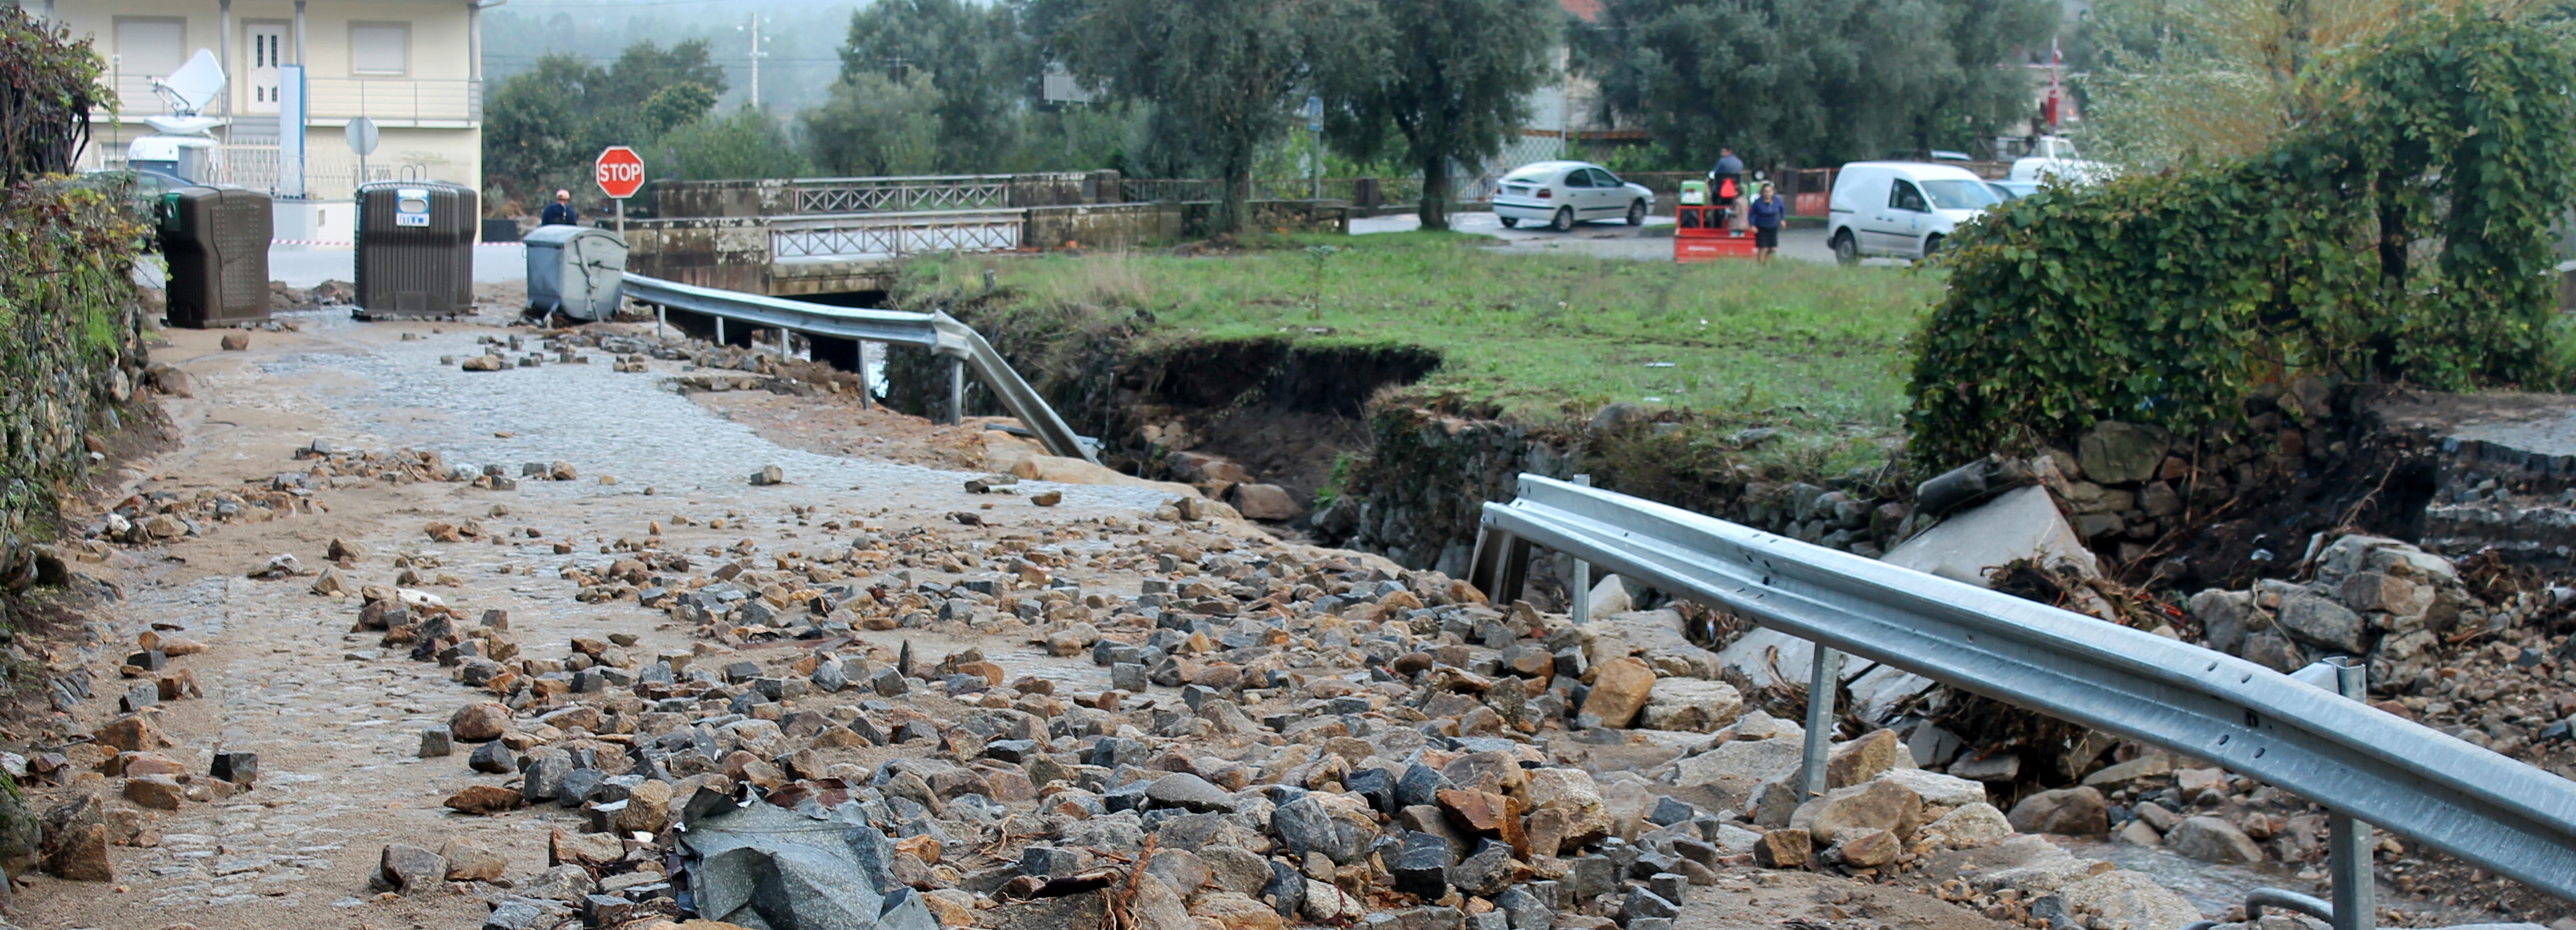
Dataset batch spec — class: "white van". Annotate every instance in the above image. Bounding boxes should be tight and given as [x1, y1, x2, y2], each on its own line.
[1827, 161, 2001, 263]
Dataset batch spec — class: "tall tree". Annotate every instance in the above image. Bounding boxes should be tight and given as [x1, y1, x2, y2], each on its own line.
[2079, 0, 2544, 166]
[1319, 0, 1555, 230]
[650, 105, 813, 181]
[835, 0, 1033, 171]
[1574, 0, 2056, 170]
[483, 40, 745, 204]
[1030, 0, 1355, 234]
[602, 39, 731, 106]
[483, 53, 609, 199]
[802, 71, 944, 176]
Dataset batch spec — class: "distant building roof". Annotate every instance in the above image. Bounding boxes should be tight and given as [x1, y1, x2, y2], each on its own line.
[1560, 0, 1603, 23]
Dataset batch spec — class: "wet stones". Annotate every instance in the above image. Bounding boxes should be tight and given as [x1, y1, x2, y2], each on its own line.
[121, 774, 185, 810]
[1272, 794, 1359, 864]
[2007, 786, 2109, 836]
[750, 465, 785, 486]
[1579, 657, 1656, 727]
[1145, 772, 1234, 813]
[446, 784, 526, 815]
[39, 793, 112, 881]
[378, 843, 448, 894]
[469, 741, 517, 773]
[1019, 845, 1093, 878]
[1448, 842, 1515, 897]
[443, 839, 508, 881]
[1393, 832, 1453, 899]
[1750, 828, 1811, 868]
[2166, 816, 2263, 864]
[450, 702, 512, 741]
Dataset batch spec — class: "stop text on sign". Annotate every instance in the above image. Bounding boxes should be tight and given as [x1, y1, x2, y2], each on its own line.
[595, 146, 646, 199]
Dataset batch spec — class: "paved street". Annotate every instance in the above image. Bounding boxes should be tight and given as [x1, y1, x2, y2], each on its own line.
[1354, 211, 1850, 264]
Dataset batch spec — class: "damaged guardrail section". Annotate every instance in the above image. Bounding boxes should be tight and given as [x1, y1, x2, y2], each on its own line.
[1473, 475, 2576, 901]
[618, 272, 1097, 465]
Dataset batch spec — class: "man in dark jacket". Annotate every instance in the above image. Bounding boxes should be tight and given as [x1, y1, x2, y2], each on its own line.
[1710, 147, 1744, 227]
[541, 189, 576, 226]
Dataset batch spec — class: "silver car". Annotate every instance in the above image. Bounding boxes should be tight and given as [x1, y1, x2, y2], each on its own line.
[1493, 161, 1655, 231]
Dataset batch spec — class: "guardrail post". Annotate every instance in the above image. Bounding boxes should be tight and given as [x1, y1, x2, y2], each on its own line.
[858, 341, 874, 410]
[946, 357, 965, 425]
[1569, 474, 1593, 624]
[1799, 644, 1841, 798]
[2329, 657, 2376, 930]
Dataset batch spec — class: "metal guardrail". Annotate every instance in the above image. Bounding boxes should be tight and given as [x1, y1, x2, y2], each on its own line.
[792, 177, 1016, 214]
[1471, 475, 2576, 907]
[617, 273, 1097, 465]
[770, 210, 1026, 262]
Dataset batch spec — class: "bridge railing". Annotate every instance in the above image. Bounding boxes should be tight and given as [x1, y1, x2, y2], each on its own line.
[1472, 474, 2576, 928]
[790, 176, 1017, 214]
[770, 210, 1027, 262]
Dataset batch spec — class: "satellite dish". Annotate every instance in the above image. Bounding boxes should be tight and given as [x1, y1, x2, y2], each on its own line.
[152, 49, 227, 117]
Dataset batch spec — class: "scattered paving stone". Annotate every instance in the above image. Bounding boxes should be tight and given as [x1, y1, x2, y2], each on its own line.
[378, 843, 447, 894]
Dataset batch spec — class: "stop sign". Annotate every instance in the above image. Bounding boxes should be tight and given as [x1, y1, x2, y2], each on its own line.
[595, 146, 646, 199]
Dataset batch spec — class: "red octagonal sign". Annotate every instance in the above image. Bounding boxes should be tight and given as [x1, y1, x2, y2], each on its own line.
[595, 146, 646, 199]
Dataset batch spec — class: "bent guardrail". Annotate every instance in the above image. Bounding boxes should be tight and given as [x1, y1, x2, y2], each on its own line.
[618, 273, 1098, 465]
[1472, 474, 2576, 912]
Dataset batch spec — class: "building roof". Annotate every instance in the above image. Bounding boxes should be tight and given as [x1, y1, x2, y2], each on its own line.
[1560, 0, 1604, 23]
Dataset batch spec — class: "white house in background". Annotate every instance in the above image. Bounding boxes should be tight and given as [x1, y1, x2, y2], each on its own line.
[42, 0, 486, 205]
[1493, 0, 1635, 182]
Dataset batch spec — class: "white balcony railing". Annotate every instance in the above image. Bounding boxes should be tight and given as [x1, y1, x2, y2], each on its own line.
[97, 74, 480, 125]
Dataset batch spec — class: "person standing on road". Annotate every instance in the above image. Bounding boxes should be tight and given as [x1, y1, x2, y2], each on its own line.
[541, 189, 577, 226]
[1710, 147, 1744, 227]
[1749, 183, 1785, 264]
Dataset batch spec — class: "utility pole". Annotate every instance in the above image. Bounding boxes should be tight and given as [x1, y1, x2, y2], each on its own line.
[746, 13, 767, 109]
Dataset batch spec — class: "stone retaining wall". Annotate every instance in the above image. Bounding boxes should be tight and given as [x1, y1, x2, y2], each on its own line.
[0, 180, 155, 579]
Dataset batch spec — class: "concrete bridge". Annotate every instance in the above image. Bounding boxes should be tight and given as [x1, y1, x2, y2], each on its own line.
[623, 173, 1351, 298]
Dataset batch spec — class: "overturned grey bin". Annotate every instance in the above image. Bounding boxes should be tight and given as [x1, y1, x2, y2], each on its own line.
[523, 225, 629, 322]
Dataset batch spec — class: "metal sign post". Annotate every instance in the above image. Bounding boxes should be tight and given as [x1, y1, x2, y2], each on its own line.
[1305, 95, 1323, 200]
[345, 116, 378, 192]
[278, 65, 306, 198]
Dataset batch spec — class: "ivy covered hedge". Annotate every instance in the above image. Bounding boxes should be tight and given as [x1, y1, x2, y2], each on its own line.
[0, 9, 148, 548]
[1907, 10, 2576, 468]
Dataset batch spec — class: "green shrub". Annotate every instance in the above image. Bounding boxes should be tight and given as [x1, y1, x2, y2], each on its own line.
[0, 7, 105, 184]
[1908, 10, 2576, 468]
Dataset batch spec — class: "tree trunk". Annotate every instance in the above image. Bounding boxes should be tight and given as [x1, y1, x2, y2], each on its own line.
[1217, 163, 1251, 238]
[1418, 159, 1451, 231]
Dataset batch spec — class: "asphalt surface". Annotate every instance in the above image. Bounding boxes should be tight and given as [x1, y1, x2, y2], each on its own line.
[246, 211, 1852, 289]
[1353, 210, 1852, 264]
[264, 243, 534, 288]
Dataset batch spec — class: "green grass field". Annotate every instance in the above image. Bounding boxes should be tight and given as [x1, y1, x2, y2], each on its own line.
[908, 231, 1944, 441]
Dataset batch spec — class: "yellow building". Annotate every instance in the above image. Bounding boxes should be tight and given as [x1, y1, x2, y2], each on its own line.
[43, 0, 486, 202]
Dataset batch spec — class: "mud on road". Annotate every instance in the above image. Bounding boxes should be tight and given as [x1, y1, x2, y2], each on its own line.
[3, 306, 2550, 930]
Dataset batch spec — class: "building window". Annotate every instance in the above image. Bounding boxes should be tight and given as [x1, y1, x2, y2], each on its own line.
[115, 16, 186, 76]
[350, 22, 408, 76]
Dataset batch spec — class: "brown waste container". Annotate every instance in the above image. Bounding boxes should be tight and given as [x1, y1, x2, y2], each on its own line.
[156, 186, 273, 328]
[353, 180, 476, 320]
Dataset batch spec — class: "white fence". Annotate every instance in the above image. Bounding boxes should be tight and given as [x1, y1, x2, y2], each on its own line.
[98, 75, 479, 125]
[770, 210, 1025, 262]
[793, 177, 1015, 214]
[83, 143, 452, 202]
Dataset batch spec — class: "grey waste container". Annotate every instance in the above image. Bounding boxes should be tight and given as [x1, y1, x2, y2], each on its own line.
[523, 225, 629, 322]
[155, 185, 273, 328]
[353, 180, 475, 319]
